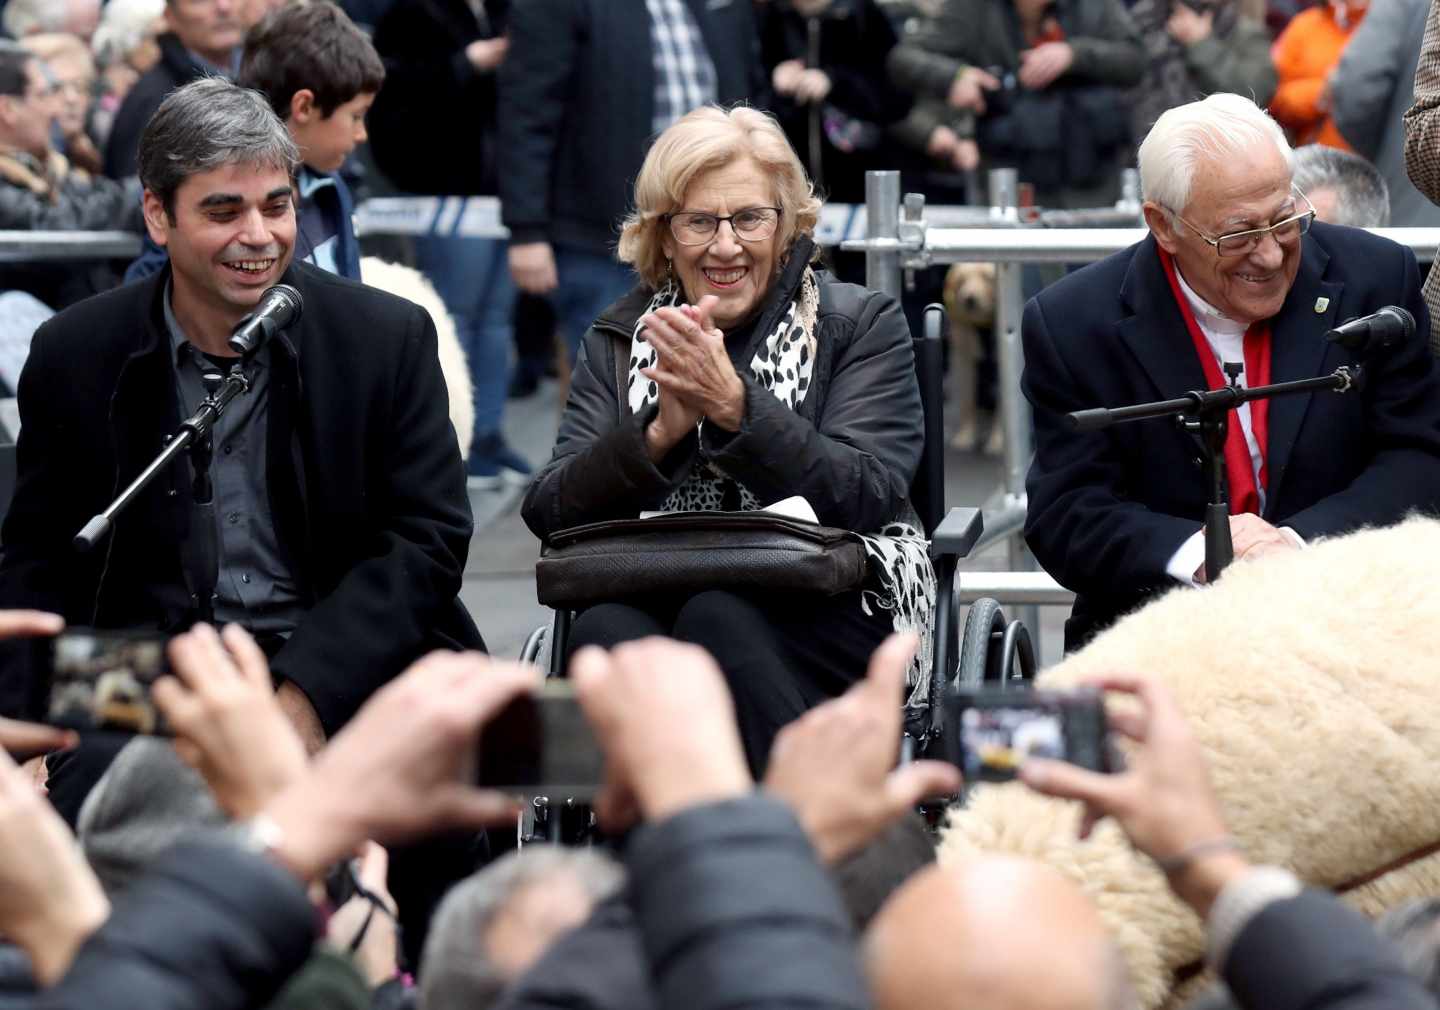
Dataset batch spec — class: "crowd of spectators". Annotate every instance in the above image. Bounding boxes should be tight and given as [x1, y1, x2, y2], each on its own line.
[0, 0, 1418, 471]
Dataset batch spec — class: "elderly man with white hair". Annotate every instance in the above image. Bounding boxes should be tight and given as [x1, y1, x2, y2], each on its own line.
[1022, 92, 1440, 651]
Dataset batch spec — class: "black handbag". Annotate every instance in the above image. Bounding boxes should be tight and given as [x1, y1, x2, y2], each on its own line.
[535, 511, 869, 608]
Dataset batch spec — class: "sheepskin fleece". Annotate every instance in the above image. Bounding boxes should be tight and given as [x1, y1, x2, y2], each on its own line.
[938, 517, 1440, 1008]
[360, 256, 474, 460]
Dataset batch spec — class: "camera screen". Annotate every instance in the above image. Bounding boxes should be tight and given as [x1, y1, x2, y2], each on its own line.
[961, 703, 1067, 782]
[44, 632, 169, 734]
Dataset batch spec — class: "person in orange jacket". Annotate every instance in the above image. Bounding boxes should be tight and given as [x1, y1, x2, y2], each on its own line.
[1269, 0, 1368, 150]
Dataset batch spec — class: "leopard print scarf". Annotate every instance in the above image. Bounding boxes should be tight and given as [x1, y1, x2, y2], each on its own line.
[625, 271, 937, 703]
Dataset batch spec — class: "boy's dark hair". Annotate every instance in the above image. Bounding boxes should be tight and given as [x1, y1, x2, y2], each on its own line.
[239, 3, 385, 121]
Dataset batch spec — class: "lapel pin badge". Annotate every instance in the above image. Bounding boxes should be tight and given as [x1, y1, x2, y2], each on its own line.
[1314, 297, 1330, 313]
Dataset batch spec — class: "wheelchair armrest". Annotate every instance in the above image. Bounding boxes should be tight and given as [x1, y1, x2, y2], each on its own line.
[930, 507, 984, 559]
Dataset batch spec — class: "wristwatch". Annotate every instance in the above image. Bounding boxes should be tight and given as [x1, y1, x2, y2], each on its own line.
[233, 812, 287, 860]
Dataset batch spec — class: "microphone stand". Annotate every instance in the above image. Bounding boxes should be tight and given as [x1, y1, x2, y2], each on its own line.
[74, 362, 253, 624]
[1067, 364, 1361, 584]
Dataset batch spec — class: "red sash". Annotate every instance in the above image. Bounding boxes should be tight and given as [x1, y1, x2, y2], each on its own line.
[1157, 249, 1273, 516]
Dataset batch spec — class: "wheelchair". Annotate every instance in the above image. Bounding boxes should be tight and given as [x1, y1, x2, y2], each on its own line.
[516, 304, 1036, 845]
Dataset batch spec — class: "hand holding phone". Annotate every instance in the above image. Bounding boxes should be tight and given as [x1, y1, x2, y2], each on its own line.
[1017, 676, 1231, 858]
[29, 629, 172, 735]
[941, 685, 1113, 784]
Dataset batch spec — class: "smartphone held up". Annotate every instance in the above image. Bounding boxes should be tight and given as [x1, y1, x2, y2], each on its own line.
[27, 629, 172, 735]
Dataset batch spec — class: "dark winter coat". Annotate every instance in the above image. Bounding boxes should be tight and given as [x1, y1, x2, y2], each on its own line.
[103, 32, 215, 180]
[0, 261, 482, 734]
[367, 0, 502, 196]
[498, 0, 762, 255]
[521, 244, 923, 539]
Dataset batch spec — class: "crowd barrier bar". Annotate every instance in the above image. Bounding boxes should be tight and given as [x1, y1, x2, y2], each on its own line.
[0, 230, 142, 262]
[957, 571, 1073, 607]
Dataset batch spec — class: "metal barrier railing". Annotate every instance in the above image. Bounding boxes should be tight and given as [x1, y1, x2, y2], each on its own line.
[0, 230, 142, 262]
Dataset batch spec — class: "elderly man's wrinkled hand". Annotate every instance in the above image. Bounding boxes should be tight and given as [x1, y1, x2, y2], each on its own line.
[765, 634, 961, 863]
[571, 638, 751, 826]
[0, 746, 109, 985]
[155, 623, 309, 819]
[1229, 513, 1299, 563]
[259, 652, 536, 882]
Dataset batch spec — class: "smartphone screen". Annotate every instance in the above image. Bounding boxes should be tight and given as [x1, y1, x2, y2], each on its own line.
[948, 688, 1111, 783]
[29, 629, 171, 735]
[477, 681, 605, 798]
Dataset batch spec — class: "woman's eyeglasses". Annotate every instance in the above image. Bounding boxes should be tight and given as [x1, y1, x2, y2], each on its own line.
[664, 207, 782, 246]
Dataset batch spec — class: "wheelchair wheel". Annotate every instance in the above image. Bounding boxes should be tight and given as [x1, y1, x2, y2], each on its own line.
[957, 597, 1005, 687]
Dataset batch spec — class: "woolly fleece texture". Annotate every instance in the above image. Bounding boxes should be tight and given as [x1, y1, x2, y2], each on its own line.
[360, 256, 475, 460]
[938, 517, 1440, 1008]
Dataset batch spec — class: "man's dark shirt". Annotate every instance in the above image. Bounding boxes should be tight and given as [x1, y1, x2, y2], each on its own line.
[162, 286, 304, 633]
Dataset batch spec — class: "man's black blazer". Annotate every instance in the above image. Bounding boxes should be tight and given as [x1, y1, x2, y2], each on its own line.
[1022, 223, 1440, 649]
[0, 261, 483, 734]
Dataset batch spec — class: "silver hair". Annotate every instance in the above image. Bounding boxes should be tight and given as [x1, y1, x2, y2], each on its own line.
[1, 0, 97, 38]
[138, 76, 300, 219]
[91, 0, 165, 70]
[418, 846, 626, 1010]
[1291, 143, 1390, 228]
[1139, 93, 1293, 212]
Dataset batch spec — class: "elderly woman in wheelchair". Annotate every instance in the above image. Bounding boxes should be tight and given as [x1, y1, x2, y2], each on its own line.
[521, 105, 935, 773]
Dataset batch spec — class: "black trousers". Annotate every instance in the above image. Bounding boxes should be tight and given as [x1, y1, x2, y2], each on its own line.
[567, 588, 893, 774]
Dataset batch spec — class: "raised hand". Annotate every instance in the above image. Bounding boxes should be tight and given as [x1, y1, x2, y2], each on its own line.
[259, 653, 538, 882]
[155, 623, 309, 819]
[571, 637, 751, 828]
[765, 634, 961, 863]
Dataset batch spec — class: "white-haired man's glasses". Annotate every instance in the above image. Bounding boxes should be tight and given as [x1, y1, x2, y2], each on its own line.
[1168, 187, 1316, 258]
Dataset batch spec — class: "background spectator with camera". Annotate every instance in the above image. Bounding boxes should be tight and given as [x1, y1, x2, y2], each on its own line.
[887, 0, 1145, 208]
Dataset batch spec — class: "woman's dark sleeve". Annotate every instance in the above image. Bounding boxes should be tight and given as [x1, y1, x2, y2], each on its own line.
[700, 288, 922, 532]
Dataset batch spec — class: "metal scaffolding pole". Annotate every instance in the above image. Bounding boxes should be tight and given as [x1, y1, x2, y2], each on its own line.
[864, 171, 902, 300]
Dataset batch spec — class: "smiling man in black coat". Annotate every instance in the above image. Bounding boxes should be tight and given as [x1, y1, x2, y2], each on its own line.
[1023, 93, 1440, 650]
[0, 78, 481, 818]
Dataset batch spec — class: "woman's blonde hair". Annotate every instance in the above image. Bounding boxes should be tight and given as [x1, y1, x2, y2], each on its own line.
[618, 105, 822, 289]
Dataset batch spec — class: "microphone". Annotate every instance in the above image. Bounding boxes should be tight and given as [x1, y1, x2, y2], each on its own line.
[228, 284, 303, 355]
[1326, 305, 1413, 353]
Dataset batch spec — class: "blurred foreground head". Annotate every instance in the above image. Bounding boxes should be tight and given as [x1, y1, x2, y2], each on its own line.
[865, 856, 1136, 1010]
[419, 846, 626, 1010]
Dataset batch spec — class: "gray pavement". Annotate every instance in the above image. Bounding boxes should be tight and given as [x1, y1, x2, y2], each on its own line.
[461, 386, 1066, 667]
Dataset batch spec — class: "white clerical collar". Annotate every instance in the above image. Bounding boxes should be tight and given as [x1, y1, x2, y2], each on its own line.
[1174, 266, 1247, 338]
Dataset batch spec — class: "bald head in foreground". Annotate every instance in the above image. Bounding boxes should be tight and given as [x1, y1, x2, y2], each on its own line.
[865, 856, 1136, 1010]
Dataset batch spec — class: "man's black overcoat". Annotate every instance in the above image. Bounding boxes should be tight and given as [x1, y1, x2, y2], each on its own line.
[0, 260, 483, 734]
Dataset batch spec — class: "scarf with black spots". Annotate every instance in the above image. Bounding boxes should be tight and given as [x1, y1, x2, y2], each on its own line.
[625, 268, 937, 702]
